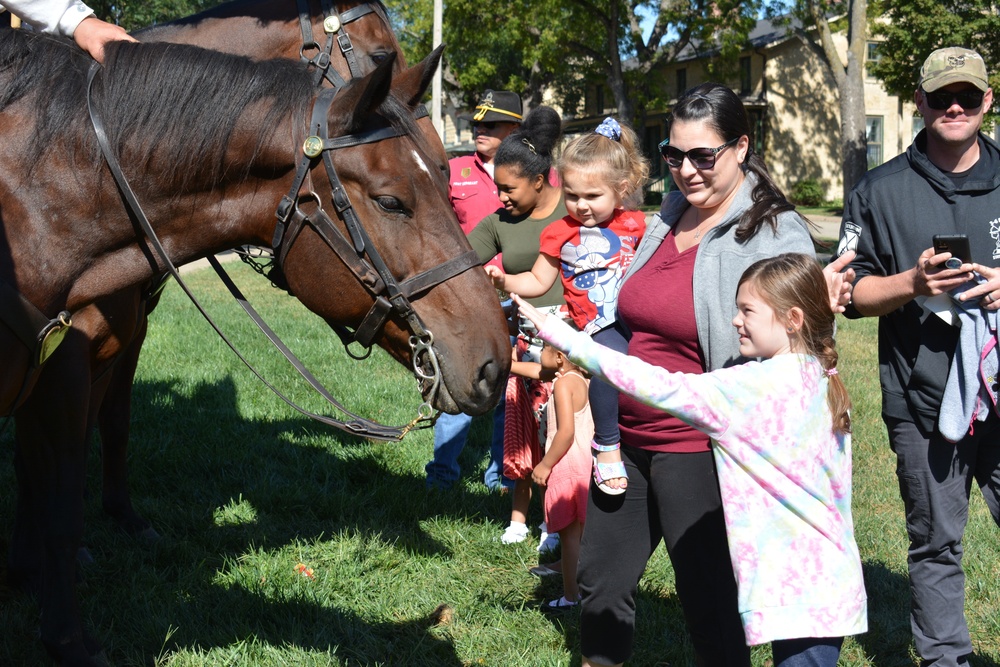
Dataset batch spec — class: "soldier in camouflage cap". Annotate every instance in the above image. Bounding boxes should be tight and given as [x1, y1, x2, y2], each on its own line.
[919, 46, 989, 93]
[838, 44, 997, 667]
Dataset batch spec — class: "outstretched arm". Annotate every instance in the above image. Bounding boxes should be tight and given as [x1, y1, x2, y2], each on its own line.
[511, 294, 732, 436]
[488, 253, 560, 298]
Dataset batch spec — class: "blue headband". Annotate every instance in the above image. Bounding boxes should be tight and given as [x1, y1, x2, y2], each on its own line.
[595, 117, 621, 141]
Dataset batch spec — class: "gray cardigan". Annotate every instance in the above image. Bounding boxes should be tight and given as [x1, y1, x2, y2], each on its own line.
[622, 173, 816, 371]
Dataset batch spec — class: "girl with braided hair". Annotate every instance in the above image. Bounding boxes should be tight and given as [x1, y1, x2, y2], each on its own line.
[511, 252, 866, 667]
[504, 82, 855, 667]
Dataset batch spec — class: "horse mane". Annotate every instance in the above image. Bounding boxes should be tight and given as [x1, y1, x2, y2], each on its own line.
[96, 40, 317, 187]
[0, 26, 421, 189]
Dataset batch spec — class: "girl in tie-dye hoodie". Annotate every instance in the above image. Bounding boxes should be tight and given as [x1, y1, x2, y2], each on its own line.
[512, 252, 867, 667]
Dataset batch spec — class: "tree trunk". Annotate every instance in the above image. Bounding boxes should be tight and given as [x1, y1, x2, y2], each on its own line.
[840, 52, 868, 203]
[840, 0, 869, 201]
[605, 0, 633, 122]
[806, 0, 868, 202]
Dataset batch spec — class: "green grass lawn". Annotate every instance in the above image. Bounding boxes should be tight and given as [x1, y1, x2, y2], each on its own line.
[1, 263, 999, 666]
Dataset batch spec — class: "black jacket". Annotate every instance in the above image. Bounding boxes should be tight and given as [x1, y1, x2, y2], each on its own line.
[838, 131, 1000, 432]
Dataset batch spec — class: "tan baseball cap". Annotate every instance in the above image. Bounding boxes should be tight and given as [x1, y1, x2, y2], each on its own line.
[919, 47, 989, 92]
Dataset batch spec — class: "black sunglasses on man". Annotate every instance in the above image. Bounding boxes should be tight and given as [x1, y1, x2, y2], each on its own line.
[922, 88, 985, 111]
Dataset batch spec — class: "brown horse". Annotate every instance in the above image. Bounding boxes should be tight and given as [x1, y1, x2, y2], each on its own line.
[0, 29, 507, 665]
[87, 0, 445, 542]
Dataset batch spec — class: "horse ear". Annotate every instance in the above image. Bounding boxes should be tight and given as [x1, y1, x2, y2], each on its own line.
[334, 52, 397, 134]
[394, 44, 445, 109]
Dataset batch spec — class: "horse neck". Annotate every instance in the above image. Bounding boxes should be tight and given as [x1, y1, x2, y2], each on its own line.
[138, 0, 400, 72]
[138, 8, 303, 60]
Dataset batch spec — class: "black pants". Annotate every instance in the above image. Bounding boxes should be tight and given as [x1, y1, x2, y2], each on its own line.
[578, 446, 750, 666]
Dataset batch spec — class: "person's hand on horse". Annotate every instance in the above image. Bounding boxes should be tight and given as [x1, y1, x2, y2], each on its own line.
[510, 293, 549, 332]
[73, 16, 136, 63]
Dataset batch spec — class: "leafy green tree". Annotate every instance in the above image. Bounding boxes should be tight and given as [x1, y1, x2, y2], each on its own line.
[385, 0, 761, 129]
[868, 0, 1000, 125]
[386, 0, 575, 111]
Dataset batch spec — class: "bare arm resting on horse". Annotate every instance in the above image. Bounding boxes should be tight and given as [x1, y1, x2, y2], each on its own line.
[2, 0, 135, 62]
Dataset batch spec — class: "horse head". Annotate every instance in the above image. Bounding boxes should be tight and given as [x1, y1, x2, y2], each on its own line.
[275, 47, 510, 415]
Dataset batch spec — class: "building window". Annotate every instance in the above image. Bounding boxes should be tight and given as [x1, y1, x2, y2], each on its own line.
[739, 57, 752, 95]
[866, 116, 884, 168]
[676, 68, 687, 98]
[866, 41, 881, 80]
[645, 124, 663, 180]
[912, 116, 925, 142]
[747, 109, 765, 156]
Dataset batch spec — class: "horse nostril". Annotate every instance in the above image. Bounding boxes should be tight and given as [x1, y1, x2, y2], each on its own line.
[477, 357, 502, 396]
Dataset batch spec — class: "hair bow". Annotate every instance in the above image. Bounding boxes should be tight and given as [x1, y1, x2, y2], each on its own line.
[595, 117, 621, 141]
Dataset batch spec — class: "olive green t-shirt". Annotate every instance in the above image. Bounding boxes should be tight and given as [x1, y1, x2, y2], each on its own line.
[467, 199, 568, 307]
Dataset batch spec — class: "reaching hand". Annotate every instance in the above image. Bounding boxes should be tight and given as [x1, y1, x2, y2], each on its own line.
[824, 250, 856, 313]
[484, 265, 506, 290]
[73, 16, 136, 64]
[510, 294, 548, 332]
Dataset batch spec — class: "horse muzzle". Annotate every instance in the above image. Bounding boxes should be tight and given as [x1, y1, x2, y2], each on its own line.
[414, 337, 505, 416]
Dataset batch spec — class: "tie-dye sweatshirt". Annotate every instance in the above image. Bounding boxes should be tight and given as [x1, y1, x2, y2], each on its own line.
[538, 317, 867, 645]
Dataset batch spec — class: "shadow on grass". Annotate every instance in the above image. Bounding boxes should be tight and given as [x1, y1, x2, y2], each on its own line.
[857, 560, 1000, 667]
[518, 583, 687, 667]
[0, 375, 506, 665]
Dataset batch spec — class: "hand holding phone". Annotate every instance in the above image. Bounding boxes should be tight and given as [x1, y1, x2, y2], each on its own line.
[933, 234, 971, 270]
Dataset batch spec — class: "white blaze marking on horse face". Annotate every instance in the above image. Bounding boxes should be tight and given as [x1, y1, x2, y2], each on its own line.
[411, 150, 431, 177]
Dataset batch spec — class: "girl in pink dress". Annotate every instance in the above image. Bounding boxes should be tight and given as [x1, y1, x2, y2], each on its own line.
[512, 340, 594, 609]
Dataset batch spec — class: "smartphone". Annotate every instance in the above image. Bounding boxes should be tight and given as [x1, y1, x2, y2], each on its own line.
[933, 234, 972, 270]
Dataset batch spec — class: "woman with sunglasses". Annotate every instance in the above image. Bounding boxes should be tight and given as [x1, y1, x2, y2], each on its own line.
[575, 82, 854, 667]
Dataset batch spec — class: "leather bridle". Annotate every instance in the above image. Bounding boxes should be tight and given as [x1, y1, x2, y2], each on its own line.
[296, 0, 384, 87]
[275, 85, 481, 344]
[80, 4, 479, 440]
[270, 84, 481, 408]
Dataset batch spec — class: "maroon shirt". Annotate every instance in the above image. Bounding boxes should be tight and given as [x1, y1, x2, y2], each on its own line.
[616, 233, 711, 453]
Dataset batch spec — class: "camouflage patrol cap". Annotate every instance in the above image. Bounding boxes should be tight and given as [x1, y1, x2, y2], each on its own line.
[919, 47, 989, 92]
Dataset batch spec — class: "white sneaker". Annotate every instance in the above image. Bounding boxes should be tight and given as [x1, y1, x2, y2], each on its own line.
[500, 522, 529, 544]
[537, 522, 560, 553]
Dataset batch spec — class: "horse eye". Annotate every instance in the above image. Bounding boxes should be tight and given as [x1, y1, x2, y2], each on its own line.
[375, 195, 406, 213]
[370, 51, 390, 65]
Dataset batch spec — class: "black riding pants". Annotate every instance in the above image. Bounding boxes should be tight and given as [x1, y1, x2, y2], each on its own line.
[578, 446, 750, 666]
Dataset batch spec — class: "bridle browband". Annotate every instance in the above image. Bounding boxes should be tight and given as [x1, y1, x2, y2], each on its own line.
[80, 5, 479, 441]
[297, 0, 381, 87]
[272, 85, 480, 353]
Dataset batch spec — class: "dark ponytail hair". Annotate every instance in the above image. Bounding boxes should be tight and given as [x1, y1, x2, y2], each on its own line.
[671, 83, 798, 242]
[494, 105, 563, 181]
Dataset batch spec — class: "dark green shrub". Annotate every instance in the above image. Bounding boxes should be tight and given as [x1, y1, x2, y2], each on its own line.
[789, 179, 826, 207]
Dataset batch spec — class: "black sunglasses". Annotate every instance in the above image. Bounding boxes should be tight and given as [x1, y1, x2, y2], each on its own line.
[472, 121, 501, 130]
[658, 136, 740, 169]
[922, 88, 985, 111]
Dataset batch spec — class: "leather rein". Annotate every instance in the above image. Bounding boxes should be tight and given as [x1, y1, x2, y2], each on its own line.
[79, 4, 478, 441]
